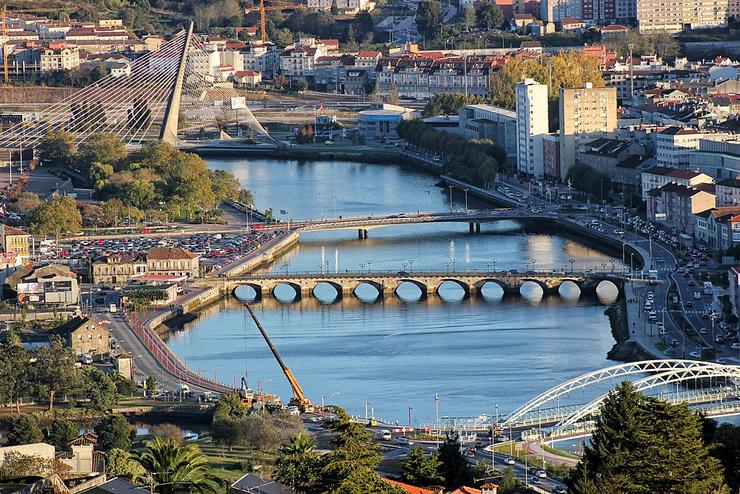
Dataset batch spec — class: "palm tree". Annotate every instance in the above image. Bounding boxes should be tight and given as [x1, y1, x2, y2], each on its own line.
[275, 434, 320, 493]
[133, 437, 219, 494]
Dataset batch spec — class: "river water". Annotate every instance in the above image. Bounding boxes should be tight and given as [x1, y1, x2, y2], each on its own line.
[166, 158, 625, 423]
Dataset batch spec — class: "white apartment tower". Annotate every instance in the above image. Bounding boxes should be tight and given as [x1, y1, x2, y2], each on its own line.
[515, 78, 549, 178]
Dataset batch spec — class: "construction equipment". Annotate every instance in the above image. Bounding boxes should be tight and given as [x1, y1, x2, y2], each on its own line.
[245, 0, 308, 43]
[1, 5, 8, 83]
[244, 303, 314, 412]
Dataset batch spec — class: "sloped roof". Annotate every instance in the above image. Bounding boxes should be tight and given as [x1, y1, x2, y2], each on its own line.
[383, 479, 436, 494]
[147, 247, 199, 260]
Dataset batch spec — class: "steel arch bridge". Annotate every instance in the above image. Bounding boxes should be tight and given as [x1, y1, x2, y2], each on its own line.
[502, 360, 740, 429]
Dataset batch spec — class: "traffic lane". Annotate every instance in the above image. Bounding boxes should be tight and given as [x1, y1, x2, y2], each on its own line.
[474, 449, 567, 492]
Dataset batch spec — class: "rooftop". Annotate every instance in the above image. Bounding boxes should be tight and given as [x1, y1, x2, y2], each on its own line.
[147, 247, 199, 260]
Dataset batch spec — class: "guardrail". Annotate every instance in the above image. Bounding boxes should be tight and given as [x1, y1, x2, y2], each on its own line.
[126, 293, 234, 394]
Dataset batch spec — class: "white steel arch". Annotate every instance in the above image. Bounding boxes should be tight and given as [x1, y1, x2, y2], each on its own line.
[502, 360, 732, 426]
[559, 362, 740, 426]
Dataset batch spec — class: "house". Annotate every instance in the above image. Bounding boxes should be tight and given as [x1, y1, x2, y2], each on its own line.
[513, 13, 535, 28]
[383, 479, 439, 493]
[0, 443, 56, 467]
[694, 207, 740, 251]
[233, 70, 262, 87]
[83, 478, 150, 494]
[559, 17, 585, 30]
[0, 224, 30, 261]
[6, 263, 80, 305]
[92, 254, 147, 285]
[229, 473, 295, 494]
[57, 433, 104, 475]
[640, 166, 713, 200]
[599, 24, 628, 38]
[449, 485, 499, 494]
[48, 316, 110, 358]
[146, 247, 200, 279]
[646, 183, 715, 235]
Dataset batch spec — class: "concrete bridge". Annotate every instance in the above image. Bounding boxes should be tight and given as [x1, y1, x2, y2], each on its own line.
[193, 270, 623, 300]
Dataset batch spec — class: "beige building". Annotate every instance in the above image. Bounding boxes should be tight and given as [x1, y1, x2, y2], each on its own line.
[647, 182, 716, 235]
[49, 316, 110, 358]
[559, 84, 617, 180]
[147, 247, 200, 279]
[92, 254, 146, 285]
[637, 0, 729, 32]
[0, 224, 30, 261]
[7, 263, 80, 305]
[40, 46, 80, 72]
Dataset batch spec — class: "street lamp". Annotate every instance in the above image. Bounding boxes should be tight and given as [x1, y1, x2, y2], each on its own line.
[448, 185, 454, 212]
[569, 258, 575, 274]
[463, 188, 469, 213]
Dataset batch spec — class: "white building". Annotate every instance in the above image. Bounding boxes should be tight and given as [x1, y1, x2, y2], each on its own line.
[640, 166, 714, 199]
[515, 78, 549, 177]
[655, 126, 703, 167]
[40, 46, 80, 72]
[280, 43, 327, 78]
[307, 0, 373, 12]
[689, 138, 740, 180]
[242, 42, 279, 77]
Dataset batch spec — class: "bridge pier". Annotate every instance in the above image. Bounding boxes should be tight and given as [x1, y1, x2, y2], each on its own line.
[468, 223, 481, 233]
[358, 229, 368, 239]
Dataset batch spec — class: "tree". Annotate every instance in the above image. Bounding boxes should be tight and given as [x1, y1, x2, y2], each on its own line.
[498, 467, 519, 493]
[0, 334, 32, 413]
[353, 10, 374, 42]
[703, 421, 740, 491]
[437, 432, 472, 489]
[32, 338, 81, 411]
[88, 162, 114, 184]
[7, 415, 43, 445]
[320, 409, 382, 491]
[76, 132, 127, 174]
[48, 419, 79, 451]
[124, 179, 157, 209]
[477, 0, 504, 29]
[150, 424, 184, 443]
[210, 169, 242, 203]
[9, 192, 41, 213]
[387, 83, 400, 105]
[100, 198, 129, 227]
[37, 130, 77, 167]
[566, 382, 728, 494]
[95, 415, 135, 451]
[29, 195, 82, 244]
[107, 448, 146, 479]
[133, 437, 218, 494]
[416, 0, 442, 40]
[333, 469, 405, 493]
[401, 447, 444, 486]
[275, 434, 320, 492]
[145, 377, 158, 396]
[462, 5, 476, 28]
[85, 367, 119, 411]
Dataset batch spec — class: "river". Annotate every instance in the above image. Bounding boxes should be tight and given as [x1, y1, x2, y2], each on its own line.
[166, 158, 625, 423]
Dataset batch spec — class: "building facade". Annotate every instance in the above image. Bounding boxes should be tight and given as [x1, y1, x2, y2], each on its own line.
[458, 104, 517, 159]
[515, 78, 549, 177]
[49, 316, 110, 358]
[146, 247, 200, 279]
[655, 126, 703, 167]
[559, 84, 618, 180]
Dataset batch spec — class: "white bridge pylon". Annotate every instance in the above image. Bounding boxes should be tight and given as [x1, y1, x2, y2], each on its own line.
[0, 22, 275, 151]
[503, 359, 740, 428]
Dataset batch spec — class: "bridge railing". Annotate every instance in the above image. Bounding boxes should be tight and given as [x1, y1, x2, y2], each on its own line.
[226, 269, 623, 280]
[126, 302, 234, 394]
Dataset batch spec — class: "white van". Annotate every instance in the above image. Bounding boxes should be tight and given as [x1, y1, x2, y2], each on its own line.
[109, 303, 117, 313]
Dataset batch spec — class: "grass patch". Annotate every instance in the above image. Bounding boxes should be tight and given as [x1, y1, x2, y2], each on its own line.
[194, 433, 279, 492]
[542, 443, 580, 460]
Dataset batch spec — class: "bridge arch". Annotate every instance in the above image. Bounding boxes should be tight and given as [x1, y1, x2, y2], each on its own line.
[395, 279, 429, 298]
[519, 279, 547, 298]
[560, 362, 740, 426]
[557, 280, 582, 299]
[502, 360, 724, 427]
[232, 283, 263, 301]
[436, 279, 470, 296]
[352, 280, 384, 300]
[311, 281, 345, 302]
[270, 282, 303, 302]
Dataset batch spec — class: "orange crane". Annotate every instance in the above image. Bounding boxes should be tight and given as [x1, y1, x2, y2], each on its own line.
[244, 303, 314, 412]
[1, 5, 8, 83]
[246, 0, 308, 43]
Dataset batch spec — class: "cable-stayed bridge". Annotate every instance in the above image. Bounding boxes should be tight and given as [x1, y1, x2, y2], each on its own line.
[0, 22, 277, 154]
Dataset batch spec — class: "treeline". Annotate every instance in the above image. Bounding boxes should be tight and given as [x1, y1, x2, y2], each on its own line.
[565, 163, 612, 200]
[36, 132, 252, 223]
[422, 93, 489, 117]
[397, 120, 504, 189]
[0, 333, 141, 413]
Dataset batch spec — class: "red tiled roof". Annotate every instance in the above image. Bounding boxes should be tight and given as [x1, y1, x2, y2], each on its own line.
[357, 50, 381, 58]
[600, 24, 628, 31]
[147, 247, 198, 260]
[383, 479, 436, 494]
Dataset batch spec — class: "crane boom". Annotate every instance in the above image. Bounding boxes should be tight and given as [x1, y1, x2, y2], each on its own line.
[244, 303, 313, 410]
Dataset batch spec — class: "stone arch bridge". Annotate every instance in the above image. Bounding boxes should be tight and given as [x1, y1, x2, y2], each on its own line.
[193, 270, 624, 300]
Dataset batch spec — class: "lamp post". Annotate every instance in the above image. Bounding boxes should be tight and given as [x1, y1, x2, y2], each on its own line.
[448, 185, 454, 212]
[569, 258, 575, 273]
[463, 188, 469, 213]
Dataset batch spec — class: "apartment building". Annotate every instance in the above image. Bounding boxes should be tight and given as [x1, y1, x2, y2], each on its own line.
[558, 84, 618, 180]
[641, 166, 714, 199]
[241, 42, 279, 76]
[636, 0, 729, 32]
[375, 55, 498, 99]
[716, 178, 740, 207]
[307, 0, 372, 11]
[541, 0, 582, 21]
[458, 104, 517, 159]
[646, 182, 716, 234]
[40, 45, 79, 72]
[515, 78, 549, 178]
[655, 126, 703, 167]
